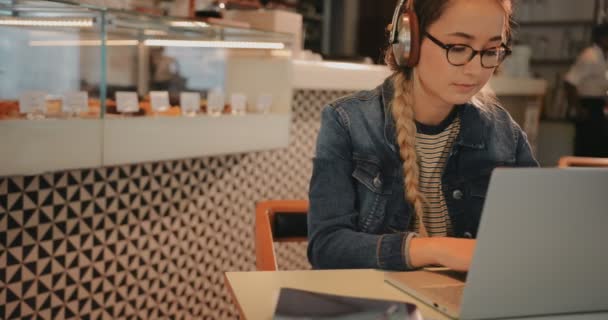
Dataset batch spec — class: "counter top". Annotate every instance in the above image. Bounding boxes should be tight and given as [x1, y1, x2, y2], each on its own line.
[292, 60, 547, 96]
[292, 60, 391, 91]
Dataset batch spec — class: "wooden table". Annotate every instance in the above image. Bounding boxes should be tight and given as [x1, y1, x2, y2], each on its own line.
[224, 269, 449, 320]
[224, 269, 608, 320]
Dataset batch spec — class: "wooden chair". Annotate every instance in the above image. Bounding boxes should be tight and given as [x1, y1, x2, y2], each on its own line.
[255, 200, 309, 271]
[557, 156, 608, 168]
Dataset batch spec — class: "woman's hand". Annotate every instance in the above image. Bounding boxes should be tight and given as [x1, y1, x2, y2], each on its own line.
[432, 238, 476, 271]
[409, 237, 476, 271]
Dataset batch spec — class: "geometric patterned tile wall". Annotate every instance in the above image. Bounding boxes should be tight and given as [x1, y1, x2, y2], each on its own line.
[0, 89, 354, 320]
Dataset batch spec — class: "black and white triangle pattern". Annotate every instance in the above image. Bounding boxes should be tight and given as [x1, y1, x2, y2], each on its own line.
[0, 89, 354, 319]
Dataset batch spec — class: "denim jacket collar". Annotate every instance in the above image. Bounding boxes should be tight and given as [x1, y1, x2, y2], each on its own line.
[380, 75, 487, 152]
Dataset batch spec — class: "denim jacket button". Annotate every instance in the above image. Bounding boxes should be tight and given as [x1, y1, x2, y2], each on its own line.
[373, 176, 382, 188]
[452, 189, 463, 200]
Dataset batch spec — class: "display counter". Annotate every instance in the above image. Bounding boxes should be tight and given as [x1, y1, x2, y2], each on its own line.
[0, 0, 293, 175]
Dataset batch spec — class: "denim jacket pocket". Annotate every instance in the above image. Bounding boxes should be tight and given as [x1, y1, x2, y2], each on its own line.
[351, 156, 392, 233]
[351, 155, 393, 194]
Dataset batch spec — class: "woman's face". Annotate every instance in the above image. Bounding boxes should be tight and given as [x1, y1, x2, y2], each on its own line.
[415, 0, 506, 107]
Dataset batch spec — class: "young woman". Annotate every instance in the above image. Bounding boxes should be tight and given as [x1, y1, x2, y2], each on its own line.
[307, 0, 538, 272]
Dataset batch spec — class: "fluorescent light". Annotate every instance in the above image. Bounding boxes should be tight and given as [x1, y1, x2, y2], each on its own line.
[144, 39, 285, 49]
[169, 21, 209, 28]
[0, 18, 94, 28]
[29, 40, 138, 46]
[28, 38, 285, 49]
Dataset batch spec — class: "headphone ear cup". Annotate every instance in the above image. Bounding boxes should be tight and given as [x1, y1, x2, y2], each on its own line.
[391, 9, 421, 68]
[406, 9, 420, 68]
[391, 12, 408, 67]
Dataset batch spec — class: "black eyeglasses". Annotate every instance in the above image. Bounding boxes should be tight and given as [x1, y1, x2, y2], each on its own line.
[425, 32, 511, 68]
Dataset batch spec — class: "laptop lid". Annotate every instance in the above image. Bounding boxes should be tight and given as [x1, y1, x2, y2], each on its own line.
[461, 168, 608, 319]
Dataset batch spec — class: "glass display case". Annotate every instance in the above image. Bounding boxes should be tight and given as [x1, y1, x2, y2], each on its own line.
[0, 0, 295, 120]
[98, 8, 294, 119]
[0, 0, 105, 119]
[0, 0, 295, 175]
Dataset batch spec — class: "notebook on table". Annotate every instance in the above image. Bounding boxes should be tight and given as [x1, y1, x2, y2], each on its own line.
[273, 287, 423, 320]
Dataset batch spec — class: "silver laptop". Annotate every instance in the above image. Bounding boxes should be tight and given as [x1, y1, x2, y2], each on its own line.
[386, 168, 608, 319]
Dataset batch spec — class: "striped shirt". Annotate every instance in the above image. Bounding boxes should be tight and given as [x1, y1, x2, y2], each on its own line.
[409, 110, 461, 237]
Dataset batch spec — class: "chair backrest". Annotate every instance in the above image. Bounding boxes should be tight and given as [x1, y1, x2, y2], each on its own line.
[557, 156, 608, 168]
[255, 200, 309, 271]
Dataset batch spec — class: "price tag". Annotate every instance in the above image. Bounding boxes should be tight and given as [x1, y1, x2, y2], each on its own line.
[63, 91, 88, 113]
[150, 91, 170, 112]
[116, 91, 139, 113]
[19, 91, 47, 113]
[256, 94, 273, 113]
[207, 90, 224, 115]
[180, 92, 201, 114]
[231, 93, 247, 115]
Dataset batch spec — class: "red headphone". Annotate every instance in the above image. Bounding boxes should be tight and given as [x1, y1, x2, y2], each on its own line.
[390, 0, 420, 68]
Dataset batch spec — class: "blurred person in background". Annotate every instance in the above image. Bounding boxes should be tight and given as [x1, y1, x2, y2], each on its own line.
[564, 23, 608, 157]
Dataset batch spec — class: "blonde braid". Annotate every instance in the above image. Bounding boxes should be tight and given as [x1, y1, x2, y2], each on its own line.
[391, 72, 428, 237]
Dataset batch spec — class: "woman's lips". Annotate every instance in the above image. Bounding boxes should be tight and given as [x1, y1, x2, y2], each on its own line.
[452, 83, 477, 92]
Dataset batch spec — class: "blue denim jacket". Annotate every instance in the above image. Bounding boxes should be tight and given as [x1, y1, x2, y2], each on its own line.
[307, 77, 539, 271]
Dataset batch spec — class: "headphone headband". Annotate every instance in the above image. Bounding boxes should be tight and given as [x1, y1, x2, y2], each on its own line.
[390, 0, 407, 43]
